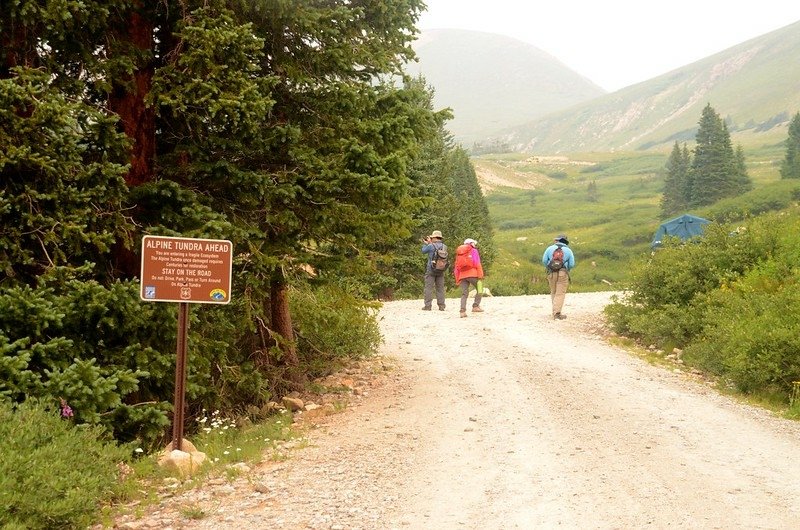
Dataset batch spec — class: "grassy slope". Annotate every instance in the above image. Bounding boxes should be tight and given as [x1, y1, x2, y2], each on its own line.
[497, 20, 800, 154]
[480, 146, 798, 296]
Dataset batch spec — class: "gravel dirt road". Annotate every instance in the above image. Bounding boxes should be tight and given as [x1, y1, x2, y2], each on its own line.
[119, 292, 800, 530]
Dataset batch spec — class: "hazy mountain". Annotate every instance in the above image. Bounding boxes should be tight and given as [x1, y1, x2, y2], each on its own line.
[495, 20, 800, 153]
[406, 29, 606, 145]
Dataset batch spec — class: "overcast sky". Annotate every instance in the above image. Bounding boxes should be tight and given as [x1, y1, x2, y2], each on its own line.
[417, 0, 800, 92]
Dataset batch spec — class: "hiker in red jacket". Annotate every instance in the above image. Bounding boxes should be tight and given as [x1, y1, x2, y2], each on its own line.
[454, 238, 484, 318]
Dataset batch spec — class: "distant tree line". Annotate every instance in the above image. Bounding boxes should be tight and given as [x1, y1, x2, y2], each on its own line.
[0, 1, 494, 447]
[661, 104, 752, 217]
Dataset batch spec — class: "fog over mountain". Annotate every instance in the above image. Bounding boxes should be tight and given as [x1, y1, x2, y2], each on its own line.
[410, 21, 800, 153]
[406, 29, 605, 145]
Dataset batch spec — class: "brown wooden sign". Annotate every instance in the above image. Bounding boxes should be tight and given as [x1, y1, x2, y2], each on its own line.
[140, 235, 233, 304]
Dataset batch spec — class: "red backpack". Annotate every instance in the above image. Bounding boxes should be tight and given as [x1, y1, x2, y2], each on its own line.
[455, 248, 474, 271]
[548, 245, 565, 272]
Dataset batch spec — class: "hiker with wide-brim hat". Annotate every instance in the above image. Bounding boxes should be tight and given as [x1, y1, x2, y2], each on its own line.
[542, 234, 575, 320]
[421, 230, 448, 311]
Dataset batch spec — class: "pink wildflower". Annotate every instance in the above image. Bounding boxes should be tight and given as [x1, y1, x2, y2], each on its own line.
[59, 398, 73, 418]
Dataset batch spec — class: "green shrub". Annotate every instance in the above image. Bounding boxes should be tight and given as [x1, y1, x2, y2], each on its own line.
[704, 180, 800, 221]
[607, 208, 800, 404]
[604, 215, 780, 349]
[604, 300, 704, 347]
[290, 285, 382, 377]
[498, 219, 541, 230]
[0, 399, 130, 529]
[0, 273, 177, 446]
[686, 267, 800, 395]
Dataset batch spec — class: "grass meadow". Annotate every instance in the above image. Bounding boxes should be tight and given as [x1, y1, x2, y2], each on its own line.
[479, 145, 796, 296]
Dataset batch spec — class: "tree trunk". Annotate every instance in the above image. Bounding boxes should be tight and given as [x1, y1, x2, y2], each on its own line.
[270, 272, 306, 389]
[108, 8, 156, 187]
[106, 6, 156, 279]
[1, 19, 34, 79]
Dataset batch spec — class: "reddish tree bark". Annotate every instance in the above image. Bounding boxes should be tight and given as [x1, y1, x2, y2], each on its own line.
[106, 7, 158, 279]
[270, 273, 306, 389]
[1, 20, 34, 79]
[108, 9, 156, 187]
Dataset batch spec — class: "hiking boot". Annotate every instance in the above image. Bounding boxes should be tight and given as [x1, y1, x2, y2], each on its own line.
[438, 305, 446, 311]
[421, 306, 432, 311]
[554, 313, 567, 320]
[460, 311, 467, 318]
[472, 306, 483, 313]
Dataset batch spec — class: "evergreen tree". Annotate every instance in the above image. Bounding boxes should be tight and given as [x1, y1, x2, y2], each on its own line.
[0, 69, 132, 284]
[445, 147, 495, 265]
[733, 145, 753, 194]
[661, 142, 691, 216]
[690, 104, 750, 206]
[144, 2, 436, 386]
[781, 112, 800, 179]
[1, 1, 449, 440]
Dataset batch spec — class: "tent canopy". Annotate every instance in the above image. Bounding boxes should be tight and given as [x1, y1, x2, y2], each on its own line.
[651, 214, 711, 248]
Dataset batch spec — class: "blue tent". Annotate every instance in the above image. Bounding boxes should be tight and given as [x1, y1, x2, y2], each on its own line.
[651, 214, 711, 248]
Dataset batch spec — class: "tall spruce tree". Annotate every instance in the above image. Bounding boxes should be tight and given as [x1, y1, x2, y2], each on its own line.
[733, 145, 753, 194]
[661, 142, 691, 216]
[690, 104, 750, 206]
[144, 2, 436, 387]
[445, 147, 495, 264]
[781, 112, 800, 179]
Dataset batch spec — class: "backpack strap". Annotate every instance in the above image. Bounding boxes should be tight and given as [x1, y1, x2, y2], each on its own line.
[429, 242, 442, 265]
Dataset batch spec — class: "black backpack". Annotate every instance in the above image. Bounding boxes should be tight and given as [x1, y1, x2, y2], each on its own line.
[548, 245, 565, 272]
[431, 243, 449, 273]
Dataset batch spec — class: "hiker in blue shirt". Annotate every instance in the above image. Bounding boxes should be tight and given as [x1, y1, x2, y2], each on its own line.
[542, 234, 575, 320]
[421, 230, 447, 311]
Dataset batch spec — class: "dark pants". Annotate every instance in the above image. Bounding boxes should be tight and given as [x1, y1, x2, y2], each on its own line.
[423, 271, 446, 309]
[459, 277, 483, 312]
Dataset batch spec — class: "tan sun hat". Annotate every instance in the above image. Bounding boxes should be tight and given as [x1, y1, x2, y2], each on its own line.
[429, 230, 443, 239]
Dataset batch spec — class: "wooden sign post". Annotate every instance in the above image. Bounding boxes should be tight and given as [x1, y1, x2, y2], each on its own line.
[140, 235, 233, 451]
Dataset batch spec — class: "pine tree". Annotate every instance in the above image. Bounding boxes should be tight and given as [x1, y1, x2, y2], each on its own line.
[690, 104, 749, 206]
[0, 70, 132, 284]
[0, 1, 445, 437]
[144, 3, 435, 386]
[781, 112, 800, 179]
[733, 145, 753, 193]
[661, 142, 691, 216]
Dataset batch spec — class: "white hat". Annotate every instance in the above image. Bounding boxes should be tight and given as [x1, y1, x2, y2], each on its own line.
[464, 238, 477, 246]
